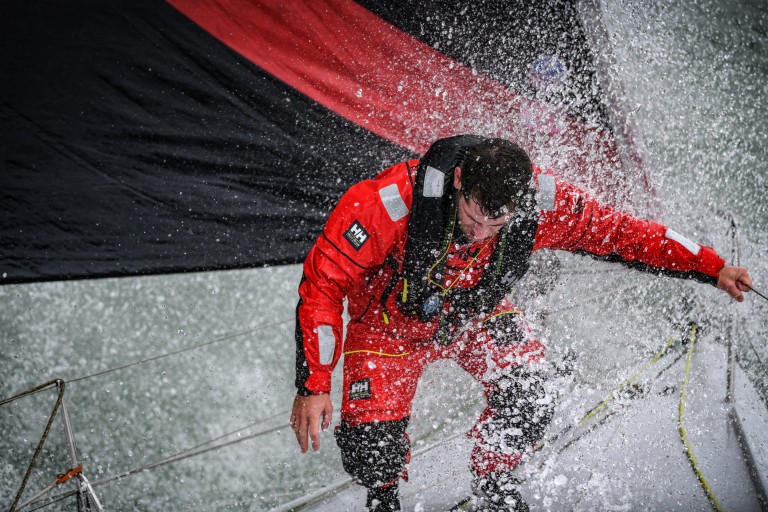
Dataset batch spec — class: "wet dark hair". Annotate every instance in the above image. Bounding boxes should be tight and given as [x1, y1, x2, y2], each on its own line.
[460, 138, 532, 218]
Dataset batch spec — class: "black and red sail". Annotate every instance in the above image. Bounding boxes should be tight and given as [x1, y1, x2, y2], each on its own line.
[0, 0, 650, 284]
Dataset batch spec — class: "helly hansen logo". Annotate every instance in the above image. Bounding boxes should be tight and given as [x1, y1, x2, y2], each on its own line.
[343, 220, 370, 251]
[349, 378, 371, 401]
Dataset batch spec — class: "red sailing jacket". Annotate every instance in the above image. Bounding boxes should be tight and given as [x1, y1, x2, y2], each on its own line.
[295, 160, 725, 394]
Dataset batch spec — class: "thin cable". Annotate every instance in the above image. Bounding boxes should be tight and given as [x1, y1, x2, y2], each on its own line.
[579, 332, 678, 424]
[744, 282, 768, 303]
[67, 319, 292, 383]
[4, 381, 66, 512]
[175, 409, 290, 456]
[736, 323, 767, 378]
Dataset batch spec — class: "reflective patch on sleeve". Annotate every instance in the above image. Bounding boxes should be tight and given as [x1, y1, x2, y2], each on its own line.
[536, 174, 556, 211]
[379, 183, 409, 221]
[423, 165, 445, 197]
[665, 228, 701, 256]
[317, 325, 335, 365]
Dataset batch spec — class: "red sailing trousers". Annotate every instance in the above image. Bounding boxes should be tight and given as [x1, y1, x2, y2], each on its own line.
[339, 297, 551, 478]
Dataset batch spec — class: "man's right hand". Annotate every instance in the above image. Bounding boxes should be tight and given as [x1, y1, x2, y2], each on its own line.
[717, 264, 753, 302]
[291, 393, 333, 453]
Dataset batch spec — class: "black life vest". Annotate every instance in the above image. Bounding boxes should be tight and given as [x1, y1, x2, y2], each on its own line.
[394, 135, 539, 343]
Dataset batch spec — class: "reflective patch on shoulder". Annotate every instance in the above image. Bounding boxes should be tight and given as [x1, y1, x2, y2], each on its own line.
[423, 165, 445, 197]
[379, 183, 409, 221]
[665, 228, 701, 256]
[317, 325, 335, 365]
[536, 174, 556, 211]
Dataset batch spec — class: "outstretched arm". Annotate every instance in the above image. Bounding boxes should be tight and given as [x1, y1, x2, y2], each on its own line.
[717, 264, 753, 302]
[533, 172, 728, 287]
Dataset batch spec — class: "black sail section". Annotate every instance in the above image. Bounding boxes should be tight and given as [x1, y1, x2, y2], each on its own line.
[1, 0, 410, 283]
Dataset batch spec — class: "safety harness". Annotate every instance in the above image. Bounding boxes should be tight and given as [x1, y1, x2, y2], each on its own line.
[391, 135, 540, 344]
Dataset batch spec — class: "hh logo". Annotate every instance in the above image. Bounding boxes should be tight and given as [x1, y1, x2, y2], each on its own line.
[349, 378, 371, 401]
[343, 220, 370, 251]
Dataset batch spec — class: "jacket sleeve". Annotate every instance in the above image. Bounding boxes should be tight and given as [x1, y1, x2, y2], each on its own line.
[295, 164, 413, 395]
[532, 171, 725, 284]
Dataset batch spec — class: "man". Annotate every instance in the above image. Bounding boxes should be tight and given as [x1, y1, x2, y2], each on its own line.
[290, 135, 753, 511]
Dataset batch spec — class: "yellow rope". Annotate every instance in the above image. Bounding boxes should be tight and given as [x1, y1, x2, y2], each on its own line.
[480, 310, 523, 324]
[343, 349, 410, 358]
[678, 325, 725, 512]
[580, 333, 677, 424]
[531, 330, 681, 452]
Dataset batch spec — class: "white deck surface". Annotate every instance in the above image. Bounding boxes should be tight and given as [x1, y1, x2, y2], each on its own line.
[278, 333, 768, 511]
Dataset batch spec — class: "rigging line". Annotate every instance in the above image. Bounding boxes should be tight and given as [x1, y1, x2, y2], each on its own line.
[532, 330, 683, 454]
[579, 332, 678, 424]
[502, 328, 688, 486]
[14, 466, 83, 512]
[678, 325, 724, 512]
[735, 322, 767, 378]
[271, 403, 476, 512]
[744, 282, 768, 303]
[21, 422, 289, 511]
[270, 429, 470, 512]
[510, 329, 692, 486]
[176, 409, 291, 456]
[24, 493, 70, 512]
[67, 318, 293, 383]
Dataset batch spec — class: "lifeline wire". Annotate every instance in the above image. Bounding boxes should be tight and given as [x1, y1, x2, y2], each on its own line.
[67, 318, 293, 383]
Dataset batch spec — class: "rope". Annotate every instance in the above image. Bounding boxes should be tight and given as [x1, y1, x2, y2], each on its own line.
[67, 319, 292, 383]
[14, 466, 82, 512]
[678, 325, 724, 512]
[530, 329, 684, 455]
[579, 332, 678, 424]
[269, 430, 469, 512]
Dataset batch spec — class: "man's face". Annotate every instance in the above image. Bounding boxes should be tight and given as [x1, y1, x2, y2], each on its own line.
[453, 165, 512, 242]
[456, 192, 510, 242]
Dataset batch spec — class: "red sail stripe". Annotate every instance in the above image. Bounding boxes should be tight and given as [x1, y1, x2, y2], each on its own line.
[167, 0, 625, 199]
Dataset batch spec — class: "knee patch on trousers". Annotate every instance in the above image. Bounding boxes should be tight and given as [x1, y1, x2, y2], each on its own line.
[334, 418, 410, 489]
[484, 367, 554, 452]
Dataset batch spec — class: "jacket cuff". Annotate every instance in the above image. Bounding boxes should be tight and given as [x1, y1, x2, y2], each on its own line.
[697, 246, 726, 278]
[298, 370, 332, 395]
